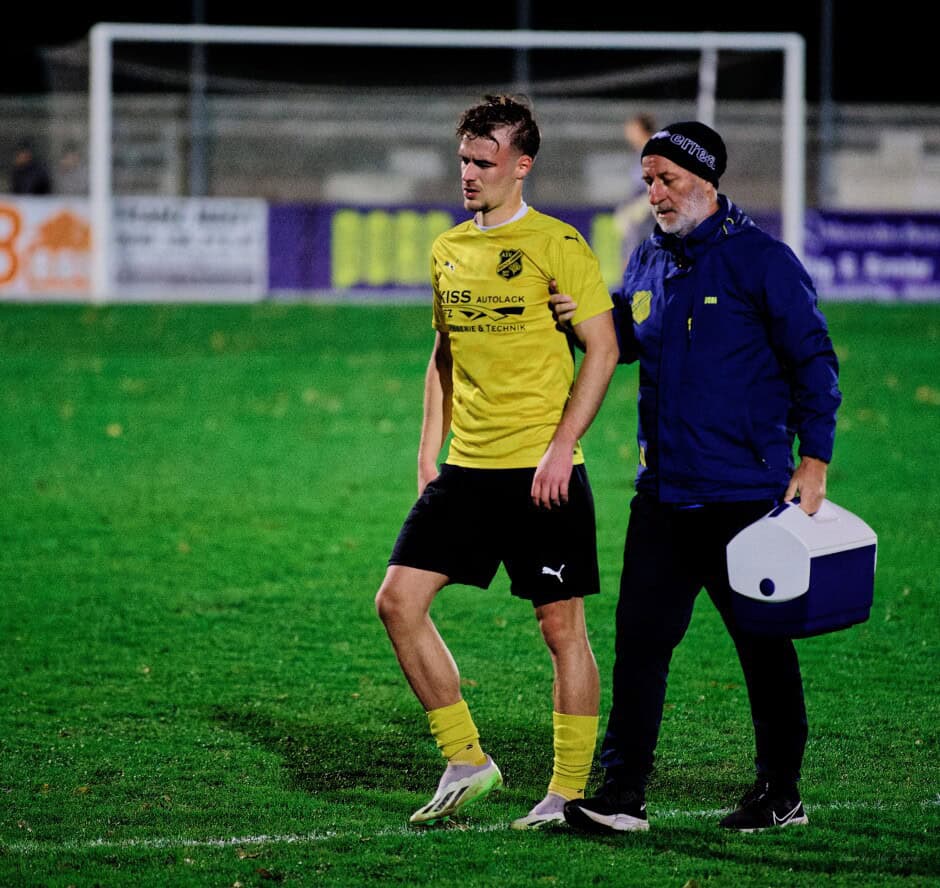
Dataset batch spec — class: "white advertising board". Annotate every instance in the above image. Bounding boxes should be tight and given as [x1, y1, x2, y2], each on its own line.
[0, 196, 268, 302]
[112, 197, 268, 301]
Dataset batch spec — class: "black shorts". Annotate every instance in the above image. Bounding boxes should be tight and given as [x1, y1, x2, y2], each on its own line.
[388, 463, 601, 607]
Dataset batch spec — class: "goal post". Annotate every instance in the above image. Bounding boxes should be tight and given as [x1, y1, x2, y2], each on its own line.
[89, 23, 805, 302]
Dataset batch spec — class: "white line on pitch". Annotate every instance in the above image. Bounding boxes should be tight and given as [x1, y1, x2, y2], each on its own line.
[2, 800, 930, 856]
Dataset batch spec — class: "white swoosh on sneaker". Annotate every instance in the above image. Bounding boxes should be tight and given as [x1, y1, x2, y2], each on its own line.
[772, 803, 807, 826]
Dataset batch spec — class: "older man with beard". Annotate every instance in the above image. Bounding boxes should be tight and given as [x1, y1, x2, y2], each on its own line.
[552, 121, 842, 835]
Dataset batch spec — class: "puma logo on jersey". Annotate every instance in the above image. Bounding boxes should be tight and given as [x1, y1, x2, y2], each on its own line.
[541, 564, 565, 582]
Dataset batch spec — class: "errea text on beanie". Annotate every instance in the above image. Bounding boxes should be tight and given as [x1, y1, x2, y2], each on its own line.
[641, 121, 727, 187]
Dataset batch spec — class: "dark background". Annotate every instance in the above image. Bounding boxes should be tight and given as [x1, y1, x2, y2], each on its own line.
[2, 3, 924, 103]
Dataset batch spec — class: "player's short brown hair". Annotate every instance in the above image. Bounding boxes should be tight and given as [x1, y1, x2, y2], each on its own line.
[456, 94, 541, 159]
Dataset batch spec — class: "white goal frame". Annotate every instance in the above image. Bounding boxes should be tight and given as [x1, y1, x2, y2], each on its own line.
[89, 24, 805, 301]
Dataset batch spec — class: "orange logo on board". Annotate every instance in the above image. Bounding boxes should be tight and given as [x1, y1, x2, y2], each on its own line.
[25, 210, 91, 291]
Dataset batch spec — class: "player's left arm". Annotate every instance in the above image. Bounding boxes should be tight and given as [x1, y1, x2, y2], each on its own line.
[531, 310, 619, 509]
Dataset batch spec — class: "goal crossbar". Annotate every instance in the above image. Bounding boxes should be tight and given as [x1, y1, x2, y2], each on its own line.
[89, 23, 805, 300]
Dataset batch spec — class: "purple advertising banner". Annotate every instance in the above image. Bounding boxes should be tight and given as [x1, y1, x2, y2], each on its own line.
[268, 204, 334, 292]
[803, 210, 940, 301]
[268, 203, 940, 301]
[267, 204, 619, 298]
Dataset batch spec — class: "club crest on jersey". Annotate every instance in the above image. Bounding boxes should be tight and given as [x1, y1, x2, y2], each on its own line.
[497, 249, 523, 280]
[631, 290, 652, 323]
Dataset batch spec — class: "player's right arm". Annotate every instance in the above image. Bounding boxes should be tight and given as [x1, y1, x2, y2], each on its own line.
[417, 330, 453, 494]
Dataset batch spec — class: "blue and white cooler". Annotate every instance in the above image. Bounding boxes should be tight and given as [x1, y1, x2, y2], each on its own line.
[726, 499, 877, 638]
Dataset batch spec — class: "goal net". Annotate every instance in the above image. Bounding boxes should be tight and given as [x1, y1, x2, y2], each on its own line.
[85, 25, 805, 301]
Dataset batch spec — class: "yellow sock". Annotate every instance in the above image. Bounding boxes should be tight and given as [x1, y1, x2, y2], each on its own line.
[427, 699, 487, 765]
[547, 711, 599, 800]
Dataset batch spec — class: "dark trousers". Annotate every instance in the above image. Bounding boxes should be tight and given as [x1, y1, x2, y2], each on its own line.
[599, 492, 808, 793]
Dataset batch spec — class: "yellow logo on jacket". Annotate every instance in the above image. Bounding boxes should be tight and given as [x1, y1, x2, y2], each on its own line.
[631, 290, 652, 323]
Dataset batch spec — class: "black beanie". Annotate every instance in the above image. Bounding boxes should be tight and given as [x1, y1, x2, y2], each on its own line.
[641, 121, 727, 187]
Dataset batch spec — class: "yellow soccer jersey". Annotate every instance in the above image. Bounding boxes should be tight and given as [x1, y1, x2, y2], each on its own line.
[430, 207, 613, 468]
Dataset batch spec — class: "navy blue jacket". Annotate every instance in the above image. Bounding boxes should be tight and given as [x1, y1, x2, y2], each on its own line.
[615, 195, 841, 503]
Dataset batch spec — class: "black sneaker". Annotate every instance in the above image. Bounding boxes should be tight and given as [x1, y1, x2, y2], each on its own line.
[563, 784, 649, 833]
[718, 779, 809, 832]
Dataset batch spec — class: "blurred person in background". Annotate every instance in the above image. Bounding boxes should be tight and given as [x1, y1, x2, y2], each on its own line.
[612, 112, 657, 272]
[9, 139, 51, 195]
[375, 94, 619, 830]
[551, 121, 842, 835]
[55, 141, 88, 195]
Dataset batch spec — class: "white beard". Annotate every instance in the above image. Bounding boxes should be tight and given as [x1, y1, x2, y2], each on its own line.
[652, 187, 715, 238]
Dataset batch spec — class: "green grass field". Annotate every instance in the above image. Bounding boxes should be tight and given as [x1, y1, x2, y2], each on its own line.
[1, 301, 937, 887]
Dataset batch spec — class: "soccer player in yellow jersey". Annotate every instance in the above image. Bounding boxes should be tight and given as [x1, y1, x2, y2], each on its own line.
[375, 95, 619, 829]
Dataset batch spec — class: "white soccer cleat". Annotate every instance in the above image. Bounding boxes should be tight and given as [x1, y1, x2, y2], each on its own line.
[510, 791, 568, 830]
[409, 755, 503, 825]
